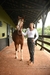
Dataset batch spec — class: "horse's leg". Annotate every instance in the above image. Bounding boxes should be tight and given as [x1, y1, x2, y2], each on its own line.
[15, 43, 19, 59]
[18, 44, 20, 52]
[20, 44, 23, 61]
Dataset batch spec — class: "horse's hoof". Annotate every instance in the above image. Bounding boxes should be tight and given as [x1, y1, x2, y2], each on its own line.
[15, 57, 17, 59]
[18, 51, 19, 52]
[19, 59, 23, 61]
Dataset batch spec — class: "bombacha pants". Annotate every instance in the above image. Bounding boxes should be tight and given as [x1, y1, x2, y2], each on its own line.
[27, 38, 35, 63]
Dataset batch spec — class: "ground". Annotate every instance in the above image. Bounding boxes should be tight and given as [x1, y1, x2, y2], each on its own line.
[0, 39, 50, 75]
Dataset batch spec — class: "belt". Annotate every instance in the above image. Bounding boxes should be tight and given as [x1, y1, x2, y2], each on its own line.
[28, 38, 34, 39]
[28, 38, 34, 40]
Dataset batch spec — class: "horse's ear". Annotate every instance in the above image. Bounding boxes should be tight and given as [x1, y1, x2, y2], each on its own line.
[18, 16, 24, 20]
[18, 16, 21, 19]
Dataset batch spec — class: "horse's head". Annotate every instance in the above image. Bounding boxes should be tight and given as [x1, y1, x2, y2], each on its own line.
[16, 16, 24, 30]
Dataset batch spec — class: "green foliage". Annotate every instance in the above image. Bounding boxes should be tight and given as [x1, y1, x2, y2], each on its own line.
[44, 26, 50, 35]
[37, 28, 42, 35]
[37, 26, 50, 35]
[22, 28, 27, 32]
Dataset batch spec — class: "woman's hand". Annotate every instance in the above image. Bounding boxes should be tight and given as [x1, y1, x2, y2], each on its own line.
[32, 39, 35, 42]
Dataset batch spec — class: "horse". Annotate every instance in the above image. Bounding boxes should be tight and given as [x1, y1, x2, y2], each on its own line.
[12, 16, 24, 61]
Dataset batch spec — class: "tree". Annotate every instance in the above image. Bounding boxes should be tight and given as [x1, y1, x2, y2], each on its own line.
[37, 26, 50, 35]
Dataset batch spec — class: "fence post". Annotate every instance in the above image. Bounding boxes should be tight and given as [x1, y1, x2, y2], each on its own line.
[40, 12, 48, 50]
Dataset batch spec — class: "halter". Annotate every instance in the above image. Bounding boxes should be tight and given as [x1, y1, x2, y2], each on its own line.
[16, 17, 24, 31]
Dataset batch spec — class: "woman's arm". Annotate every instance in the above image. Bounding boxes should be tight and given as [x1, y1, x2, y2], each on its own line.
[22, 28, 28, 36]
[34, 29, 38, 42]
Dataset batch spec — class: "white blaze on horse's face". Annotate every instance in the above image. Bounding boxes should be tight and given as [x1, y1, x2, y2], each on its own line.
[20, 21, 23, 28]
[17, 18, 24, 30]
[18, 19, 21, 26]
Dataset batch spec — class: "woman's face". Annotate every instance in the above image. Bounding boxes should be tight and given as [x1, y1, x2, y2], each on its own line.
[29, 23, 34, 29]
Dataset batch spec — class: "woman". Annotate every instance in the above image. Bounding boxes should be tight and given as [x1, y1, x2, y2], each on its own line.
[22, 22, 38, 65]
